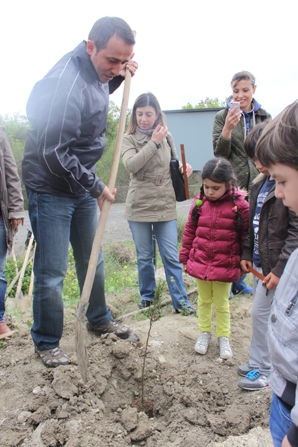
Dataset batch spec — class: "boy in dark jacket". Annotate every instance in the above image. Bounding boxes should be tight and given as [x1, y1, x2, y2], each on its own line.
[237, 121, 298, 390]
[256, 100, 298, 447]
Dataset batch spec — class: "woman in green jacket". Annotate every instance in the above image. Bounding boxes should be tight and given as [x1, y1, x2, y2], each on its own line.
[213, 71, 271, 193]
[122, 92, 194, 313]
[213, 71, 271, 295]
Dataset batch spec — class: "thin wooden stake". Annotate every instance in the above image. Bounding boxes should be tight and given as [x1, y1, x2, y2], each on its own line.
[15, 233, 34, 302]
[180, 144, 190, 199]
[27, 245, 36, 304]
[11, 245, 19, 275]
[5, 254, 34, 297]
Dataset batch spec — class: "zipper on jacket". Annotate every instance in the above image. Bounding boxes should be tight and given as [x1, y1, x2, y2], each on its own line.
[204, 205, 218, 279]
[285, 294, 298, 316]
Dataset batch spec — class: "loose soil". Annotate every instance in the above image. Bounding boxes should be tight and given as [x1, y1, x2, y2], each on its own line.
[0, 286, 273, 447]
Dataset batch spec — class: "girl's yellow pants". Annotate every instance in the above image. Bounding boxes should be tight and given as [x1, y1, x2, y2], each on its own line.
[196, 279, 231, 338]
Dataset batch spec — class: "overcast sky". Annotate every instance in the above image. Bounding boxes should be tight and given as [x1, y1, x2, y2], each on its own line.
[1, 0, 297, 118]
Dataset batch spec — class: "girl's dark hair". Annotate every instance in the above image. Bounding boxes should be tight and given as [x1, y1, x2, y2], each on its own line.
[244, 121, 269, 159]
[191, 157, 243, 232]
[201, 157, 237, 184]
[126, 92, 166, 134]
[256, 99, 298, 170]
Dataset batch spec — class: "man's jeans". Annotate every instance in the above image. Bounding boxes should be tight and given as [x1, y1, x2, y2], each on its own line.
[270, 392, 293, 447]
[128, 220, 191, 310]
[27, 189, 111, 350]
[0, 211, 7, 322]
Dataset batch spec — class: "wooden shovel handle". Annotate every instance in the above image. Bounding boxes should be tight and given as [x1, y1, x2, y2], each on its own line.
[247, 265, 265, 281]
[78, 68, 132, 306]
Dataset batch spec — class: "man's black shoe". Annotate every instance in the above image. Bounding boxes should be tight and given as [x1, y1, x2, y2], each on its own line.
[175, 306, 196, 315]
[138, 300, 152, 309]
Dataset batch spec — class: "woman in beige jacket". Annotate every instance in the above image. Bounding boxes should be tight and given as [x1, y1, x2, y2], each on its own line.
[122, 92, 194, 313]
[0, 127, 24, 339]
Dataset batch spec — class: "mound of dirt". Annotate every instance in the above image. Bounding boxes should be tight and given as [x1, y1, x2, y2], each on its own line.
[0, 294, 272, 447]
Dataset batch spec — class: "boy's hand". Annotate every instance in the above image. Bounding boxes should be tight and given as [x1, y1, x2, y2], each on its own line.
[240, 259, 252, 273]
[263, 272, 280, 290]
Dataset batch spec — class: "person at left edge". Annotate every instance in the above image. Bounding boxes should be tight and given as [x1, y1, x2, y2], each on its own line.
[22, 17, 137, 367]
[0, 127, 24, 339]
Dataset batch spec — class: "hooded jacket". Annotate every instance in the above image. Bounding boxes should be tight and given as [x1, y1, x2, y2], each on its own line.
[179, 188, 249, 282]
[122, 130, 178, 222]
[267, 247, 298, 445]
[0, 127, 24, 252]
[212, 98, 271, 191]
[22, 41, 123, 198]
[241, 173, 298, 277]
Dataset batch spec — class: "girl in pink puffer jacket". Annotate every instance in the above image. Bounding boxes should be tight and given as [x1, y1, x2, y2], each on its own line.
[180, 157, 249, 359]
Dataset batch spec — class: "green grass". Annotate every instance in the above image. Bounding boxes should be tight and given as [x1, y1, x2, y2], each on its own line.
[102, 242, 139, 294]
[4, 224, 194, 317]
[62, 248, 80, 308]
[4, 256, 33, 297]
[61, 243, 142, 309]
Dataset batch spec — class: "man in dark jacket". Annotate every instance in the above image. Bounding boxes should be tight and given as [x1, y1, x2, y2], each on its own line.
[22, 17, 137, 367]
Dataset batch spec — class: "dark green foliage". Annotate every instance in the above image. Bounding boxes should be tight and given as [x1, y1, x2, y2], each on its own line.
[182, 97, 226, 109]
[188, 170, 202, 199]
[95, 101, 131, 203]
[4, 256, 32, 298]
[1, 104, 200, 207]
[0, 113, 30, 173]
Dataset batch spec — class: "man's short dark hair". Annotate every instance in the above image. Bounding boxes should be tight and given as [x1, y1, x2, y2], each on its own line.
[88, 17, 135, 52]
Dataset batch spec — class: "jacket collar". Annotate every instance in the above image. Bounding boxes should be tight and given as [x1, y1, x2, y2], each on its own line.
[255, 108, 268, 117]
[255, 175, 276, 201]
[204, 187, 244, 204]
[253, 172, 267, 184]
[72, 41, 102, 84]
[134, 128, 152, 144]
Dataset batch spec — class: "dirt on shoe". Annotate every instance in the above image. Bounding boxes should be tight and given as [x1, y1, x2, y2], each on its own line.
[87, 320, 131, 339]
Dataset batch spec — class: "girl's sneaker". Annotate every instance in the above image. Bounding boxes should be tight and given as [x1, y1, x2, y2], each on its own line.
[194, 332, 211, 354]
[218, 336, 233, 359]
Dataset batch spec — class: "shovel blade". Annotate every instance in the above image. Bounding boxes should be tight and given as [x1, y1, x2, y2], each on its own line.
[76, 301, 89, 383]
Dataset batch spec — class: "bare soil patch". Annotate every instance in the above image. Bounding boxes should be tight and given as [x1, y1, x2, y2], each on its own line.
[0, 291, 273, 447]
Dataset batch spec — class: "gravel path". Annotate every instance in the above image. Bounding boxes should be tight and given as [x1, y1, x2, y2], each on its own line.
[14, 199, 194, 253]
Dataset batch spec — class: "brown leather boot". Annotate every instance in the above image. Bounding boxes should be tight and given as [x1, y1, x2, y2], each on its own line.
[0, 322, 15, 340]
